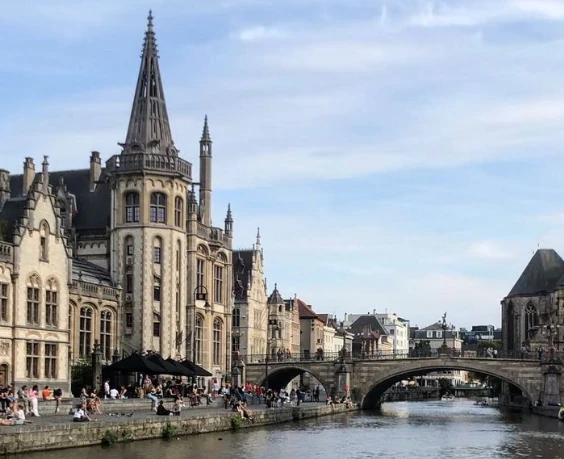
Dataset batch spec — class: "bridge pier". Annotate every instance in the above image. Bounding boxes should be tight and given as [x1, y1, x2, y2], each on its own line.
[541, 359, 562, 405]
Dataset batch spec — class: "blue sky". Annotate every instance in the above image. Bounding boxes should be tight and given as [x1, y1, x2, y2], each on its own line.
[3, 0, 564, 329]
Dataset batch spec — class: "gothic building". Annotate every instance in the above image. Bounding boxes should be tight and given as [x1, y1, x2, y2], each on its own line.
[232, 231, 268, 358]
[266, 286, 300, 357]
[0, 12, 233, 389]
[501, 249, 564, 353]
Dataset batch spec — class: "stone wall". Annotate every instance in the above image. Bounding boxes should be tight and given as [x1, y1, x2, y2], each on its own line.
[0, 403, 356, 455]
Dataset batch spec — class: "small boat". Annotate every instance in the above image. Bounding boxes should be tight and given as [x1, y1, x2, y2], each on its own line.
[474, 400, 489, 406]
[441, 394, 455, 401]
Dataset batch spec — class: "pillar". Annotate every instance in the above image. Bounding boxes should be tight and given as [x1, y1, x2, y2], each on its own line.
[541, 359, 562, 405]
[336, 363, 351, 399]
[91, 340, 103, 393]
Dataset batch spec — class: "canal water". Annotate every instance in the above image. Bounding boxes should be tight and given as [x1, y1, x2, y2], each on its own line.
[16, 401, 564, 459]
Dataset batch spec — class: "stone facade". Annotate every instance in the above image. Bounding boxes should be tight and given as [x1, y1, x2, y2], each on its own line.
[297, 300, 325, 359]
[501, 249, 564, 353]
[232, 233, 268, 359]
[0, 13, 233, 387]
[265, 285, 297, 357]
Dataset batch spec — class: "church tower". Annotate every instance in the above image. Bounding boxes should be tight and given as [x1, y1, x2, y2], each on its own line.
[106, 11, 192, 357]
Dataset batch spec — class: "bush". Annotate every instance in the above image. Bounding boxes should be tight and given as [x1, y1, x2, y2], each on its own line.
[101, 430, 118, 446]
[162, 421, 177, 440]
[231, 415, 244, 430]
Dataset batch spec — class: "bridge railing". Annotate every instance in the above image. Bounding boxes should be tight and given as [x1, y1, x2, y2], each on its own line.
[240, 348, 547, 364]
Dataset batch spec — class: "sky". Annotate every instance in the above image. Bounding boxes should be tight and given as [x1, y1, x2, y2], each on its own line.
[3, 0, 564, 329]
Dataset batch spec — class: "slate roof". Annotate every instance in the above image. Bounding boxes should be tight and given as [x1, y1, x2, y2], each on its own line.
[233, 250, 253, 301]
[267, 284, 284, 305]
[507, 249, 564, 297]
[9, 169, 111, 233]
[0, 197, 27, 241]
[72, 258, 115, 286]
[347, 315, 389, 337]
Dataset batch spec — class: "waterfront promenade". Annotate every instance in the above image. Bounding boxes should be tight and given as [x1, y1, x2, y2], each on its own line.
[0, 399, 356, 455]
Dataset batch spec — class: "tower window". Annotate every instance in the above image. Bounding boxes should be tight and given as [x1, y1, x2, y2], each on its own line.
[150, 192, 167, 223]
[174, 196, 183, 227]
[125, 192, 140, 223]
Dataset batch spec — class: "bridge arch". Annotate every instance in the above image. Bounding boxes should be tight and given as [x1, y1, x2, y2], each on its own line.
[360, 359, 537, 409]
[254, 364, 333, 394]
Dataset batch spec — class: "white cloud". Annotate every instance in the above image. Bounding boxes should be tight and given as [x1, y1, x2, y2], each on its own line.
[232, 26, 286, 42]
[467, 241, 514, 261]
[512, 0, 564, 20]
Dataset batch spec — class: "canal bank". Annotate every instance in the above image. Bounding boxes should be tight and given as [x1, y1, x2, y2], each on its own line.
[0, 403, 357, 456]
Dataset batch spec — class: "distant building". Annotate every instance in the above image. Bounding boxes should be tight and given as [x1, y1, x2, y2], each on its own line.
[344, 311, 409, 355]
[297, 300, 325, 359]
[232, 232, 268, 359]
[412, 322, 463, 351]
[347, 315, 392, 356]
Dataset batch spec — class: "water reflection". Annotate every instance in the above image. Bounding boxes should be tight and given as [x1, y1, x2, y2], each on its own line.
[14, 401, 564, 459]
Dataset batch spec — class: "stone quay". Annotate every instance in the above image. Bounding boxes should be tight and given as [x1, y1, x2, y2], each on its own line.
[0, 401, 357, 455]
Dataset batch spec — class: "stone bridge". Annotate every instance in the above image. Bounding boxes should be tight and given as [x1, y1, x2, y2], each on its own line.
[244, 355, 560, 408]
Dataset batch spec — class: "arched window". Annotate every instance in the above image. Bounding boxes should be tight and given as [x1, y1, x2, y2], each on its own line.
[195, 314, 203, 364]
[79, 307, 93, 357]
[233, 308, 240, 327]
[232, 336, 240, 353]
[150, 192, 167, 223]
[525, 302, 538, 337]
[100, 310, 112, 360]
[26, 274, 40, 325]
[39, 221, 49, 261]
[125, 192, 140, 223]
[153, 237, 162, 264]
[213, 318, 222, 365]
[153, 276, 161, 302]
[174, 196, 183, 227]
[45, 278, 58, 327]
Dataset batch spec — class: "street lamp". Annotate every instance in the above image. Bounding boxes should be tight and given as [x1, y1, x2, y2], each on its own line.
[192, 285, 211, 364]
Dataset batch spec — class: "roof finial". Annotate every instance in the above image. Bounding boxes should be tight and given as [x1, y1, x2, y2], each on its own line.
[256, 227, 261, 246]
[201, 115, 211, 141]
[148, 10, 154, 29]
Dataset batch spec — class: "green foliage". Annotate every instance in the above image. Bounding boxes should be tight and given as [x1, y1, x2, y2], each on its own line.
[230, 415, 245, 430]
[101, 430, 118, 446]
[414, 340, 431, 350]
[438, 378, 454, 396]
[162, 421, 177, 440]
[71, 359, 93, 397]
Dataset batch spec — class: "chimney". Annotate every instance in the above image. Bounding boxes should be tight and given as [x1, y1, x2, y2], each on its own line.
[0, 169, 10, 208]
[22, 157, 35, 195]
[90, 151, 101, 191]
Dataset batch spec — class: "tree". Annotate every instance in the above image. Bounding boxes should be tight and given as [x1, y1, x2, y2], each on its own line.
[438, 377, 454, 396]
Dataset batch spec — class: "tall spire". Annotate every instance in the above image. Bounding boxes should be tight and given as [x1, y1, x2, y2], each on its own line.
[256, 227, 261, 247]
[122, 11, 176, 156]
[201, 115, 211, 142]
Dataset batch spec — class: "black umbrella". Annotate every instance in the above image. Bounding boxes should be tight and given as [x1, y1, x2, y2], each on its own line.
[166, 358, 195, 377]
[106, 353, 163, 374]
[148, 354, 192, 376]
[180, 359, 213, 377]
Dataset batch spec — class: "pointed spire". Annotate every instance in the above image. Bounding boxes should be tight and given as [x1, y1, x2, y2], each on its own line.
[225, 203, 233, 222]
[201, 115, 211, 142]
[256, 227, 261, 246]
[122, 11, 175, 156]
[224, 203, 233, 235]
[41, 156, 49, 193]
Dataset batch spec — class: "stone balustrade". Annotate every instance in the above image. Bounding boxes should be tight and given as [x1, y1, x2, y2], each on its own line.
[0, 241, 13, 263]
[70, 280, 120, 301]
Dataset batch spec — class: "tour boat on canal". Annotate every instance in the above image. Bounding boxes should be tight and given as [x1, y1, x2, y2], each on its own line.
[441, 394, 455, 401]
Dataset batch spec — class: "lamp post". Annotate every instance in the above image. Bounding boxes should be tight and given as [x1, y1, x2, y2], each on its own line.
[192, 285, 211, 364]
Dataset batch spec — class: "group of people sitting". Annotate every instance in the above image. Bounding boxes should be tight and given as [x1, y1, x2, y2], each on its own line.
[155, 395, 185, 416]
[0, 401, 33, 426]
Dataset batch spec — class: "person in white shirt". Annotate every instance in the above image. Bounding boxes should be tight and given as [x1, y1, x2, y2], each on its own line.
[104, 380, 110, 399]
[109, 388, 119, 399]
[73, 403, 93, 422]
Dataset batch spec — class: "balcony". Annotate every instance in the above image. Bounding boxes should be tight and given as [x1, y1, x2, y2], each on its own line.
[0, 242, 13, 263]
[70, 280, 120, 302]
[105, 153, 192, 180]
